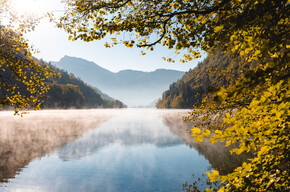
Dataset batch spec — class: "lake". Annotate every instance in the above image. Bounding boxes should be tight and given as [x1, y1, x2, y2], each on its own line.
[0, 109, 241, 192]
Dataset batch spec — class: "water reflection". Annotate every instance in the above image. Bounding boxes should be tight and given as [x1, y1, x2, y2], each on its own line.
[1, 109, 211, 192]
[0, 109, 114, 183]
[162, 113, 251, 175]
[0, 109, 246, 192]
[58, 111, 183, 160]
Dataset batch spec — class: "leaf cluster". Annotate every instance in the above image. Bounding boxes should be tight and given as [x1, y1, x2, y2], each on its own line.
[0, 0, 54, 115]
[56, 0, 288, 64]
[0, 26, 56, 115]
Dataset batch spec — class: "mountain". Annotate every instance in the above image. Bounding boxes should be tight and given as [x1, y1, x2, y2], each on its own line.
[41, 61, 125, 109]
[51, 56, 185, 107]
[156, 52, 257, 108]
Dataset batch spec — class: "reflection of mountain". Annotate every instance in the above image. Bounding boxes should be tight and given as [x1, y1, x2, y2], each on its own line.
[0, 109, 251, 185]
[0, 110, 113, 183]
[58, 112, 183, 160]
[161, 113, 251, 175]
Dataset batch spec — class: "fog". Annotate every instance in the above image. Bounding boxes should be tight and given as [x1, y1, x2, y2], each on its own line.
[0, 109, 117, 182]
[0, 108, 248, 187]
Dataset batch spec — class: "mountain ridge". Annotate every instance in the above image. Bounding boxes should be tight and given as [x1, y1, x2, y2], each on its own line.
[56, 55, 185, 74]
[42, 61, 125, 109]
[51, 56, 185, 107]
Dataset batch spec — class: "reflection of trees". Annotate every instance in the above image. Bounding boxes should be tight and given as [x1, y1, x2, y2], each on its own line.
[0, 110, 112, 183]
[58, 115, 183, 160]
[0, 109, 252, 184]
[161, 113, 252, 175]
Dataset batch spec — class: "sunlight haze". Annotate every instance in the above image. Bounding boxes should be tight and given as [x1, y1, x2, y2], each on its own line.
[23, 0, 205, 72]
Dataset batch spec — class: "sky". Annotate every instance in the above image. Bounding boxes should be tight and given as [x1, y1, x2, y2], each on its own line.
[17, 0, 206, 73]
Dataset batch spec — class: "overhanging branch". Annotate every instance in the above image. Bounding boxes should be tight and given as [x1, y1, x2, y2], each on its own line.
[136, 16, 172, 48]
[157, 0, 230, 18]
[136, 0, 230, 47]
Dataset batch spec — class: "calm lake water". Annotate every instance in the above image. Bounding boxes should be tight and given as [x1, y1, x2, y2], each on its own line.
[0, 109, 240, 192]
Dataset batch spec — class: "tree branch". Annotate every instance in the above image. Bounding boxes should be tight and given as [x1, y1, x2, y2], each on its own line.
[84, 0, 131, 12]
[157, 0, 230, 18]
[136, 0, 230, 47]
[136, 16, 172, 48]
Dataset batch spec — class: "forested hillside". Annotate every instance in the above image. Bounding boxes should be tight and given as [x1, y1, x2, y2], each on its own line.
[52, 56, 184, 107]
[156, 52, 256, 108]
[41, 62, 125, 109]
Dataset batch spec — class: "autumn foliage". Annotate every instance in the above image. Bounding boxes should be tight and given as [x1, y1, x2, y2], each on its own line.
[1, 0, 289, 191]
[0, 0, 56, 114]
[55, 0, 289, 191]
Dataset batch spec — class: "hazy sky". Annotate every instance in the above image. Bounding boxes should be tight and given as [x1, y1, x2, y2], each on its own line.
[20, 0, 205, 72]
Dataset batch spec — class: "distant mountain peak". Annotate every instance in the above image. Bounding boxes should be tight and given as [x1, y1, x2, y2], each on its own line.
[60, 55, 98, 66]
[51, 56, 185, 107]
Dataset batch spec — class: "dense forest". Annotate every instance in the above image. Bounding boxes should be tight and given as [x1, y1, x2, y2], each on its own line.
[41, 61, 125, 109]
[156, 52, 257, 109]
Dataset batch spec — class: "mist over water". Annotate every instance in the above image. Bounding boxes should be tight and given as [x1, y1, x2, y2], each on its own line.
[0, 109, 239, 191]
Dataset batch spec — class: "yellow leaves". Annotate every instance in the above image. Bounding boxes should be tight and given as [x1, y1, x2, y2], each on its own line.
[191, 128, 201, 137]
[217, 187, 225, 192]
[191, 129, 210, 142]
[225, 140, 231, 147]
[0, 25, 56, 112]
[214, 130, 222, 135]
[166, 58, 174, 63]
[206, 170, 220, 182]
[209, 130, 222, 143]
[51, 1, 290, 189]
[104, 43, 111, 48]
[195, 135, 204, 142]
[212, 170, 219, 176]
[231, 146, 245, 155]
[225, 112, 230, 118]
[209, 136, 219, 143]
[123, 41, 134, 48]
[213, 25, 223, 33]
[202, 129, 211, 137]
[258, 146, 269, 156]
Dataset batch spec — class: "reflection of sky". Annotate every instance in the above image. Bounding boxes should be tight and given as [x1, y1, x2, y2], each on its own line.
[57, 113, 184, 160]
[1, 109, 211, 192]
[5, 145, 210, 192]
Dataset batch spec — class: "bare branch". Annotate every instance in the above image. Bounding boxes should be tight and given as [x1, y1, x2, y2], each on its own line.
[137, 16, 172, 48]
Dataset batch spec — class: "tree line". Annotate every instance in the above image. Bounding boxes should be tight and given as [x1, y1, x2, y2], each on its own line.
[42, 62, 125, 109]
[156, 52, 258, 109]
